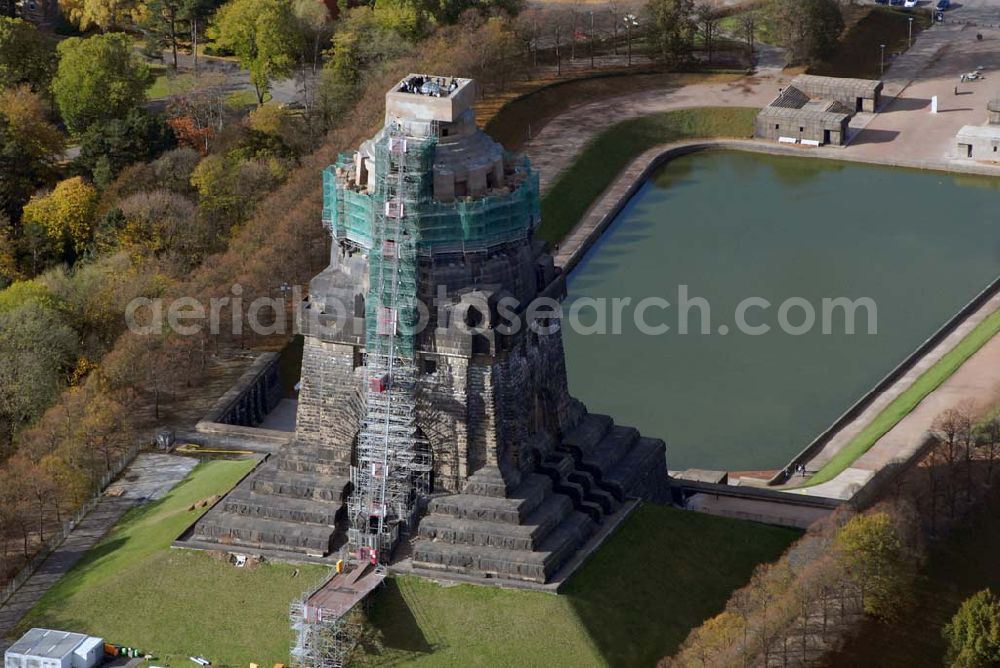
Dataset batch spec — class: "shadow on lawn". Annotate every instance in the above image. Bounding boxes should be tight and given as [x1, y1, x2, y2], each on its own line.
[561, 503, 800, 667]
[367, 578, 433, 657]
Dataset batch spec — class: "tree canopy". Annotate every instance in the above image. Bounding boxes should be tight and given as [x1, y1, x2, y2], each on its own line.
[0, 87, 64, 224]
[944, 589, 1000, 668]
[648, 0, 696, 66]
[768, 0, 844, 65]
[0, 18, 57, 93]
[211, 0, 302, 104]
[21, 177, 99, 259]
[52, 34, 154, 135]
[835, 511, 915, 621]
[59, 0, 138, 32]
[76, 108, 176, 188]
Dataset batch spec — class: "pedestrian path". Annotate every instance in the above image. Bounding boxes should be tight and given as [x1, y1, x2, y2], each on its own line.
[0, 454, 197, 649]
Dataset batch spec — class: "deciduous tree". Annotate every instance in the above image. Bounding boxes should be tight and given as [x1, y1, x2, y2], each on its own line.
[59, 0, 138, 31]
[648, 0, 696, 66]
[21, 177, 99, 258]
[211, 0, 302, 105]
[0, 87, 64, 224]
[0, 17, 57, 92]
[52, 34, 154, 135]
[944, 589, 1000, 668]
[835, 511, 915, 621]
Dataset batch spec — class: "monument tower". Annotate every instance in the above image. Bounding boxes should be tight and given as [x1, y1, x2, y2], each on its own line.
[195, 75, 667, 584]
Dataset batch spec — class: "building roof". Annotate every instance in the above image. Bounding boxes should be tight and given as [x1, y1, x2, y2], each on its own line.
[5, 628, 100, 659]
[757, 104, 851, 124]
[759, 83, 853, 125]
[792, 74, 883, 97]
[957, 124, 1000, 139]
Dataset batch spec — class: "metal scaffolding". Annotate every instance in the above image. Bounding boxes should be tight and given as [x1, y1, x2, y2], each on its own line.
[346, 125, 432, 564]
[290, 599, 359, 668]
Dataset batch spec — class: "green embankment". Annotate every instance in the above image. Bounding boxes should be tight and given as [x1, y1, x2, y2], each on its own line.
[15, 459, 329, 666]
[807, 305, 1000, 486]
[13, 459, 797, 667]
[363, 504, 798, 667]
[538, 106, 758, 245]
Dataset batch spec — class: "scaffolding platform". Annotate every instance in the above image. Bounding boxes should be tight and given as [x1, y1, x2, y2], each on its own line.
[304, 564, 385, 619]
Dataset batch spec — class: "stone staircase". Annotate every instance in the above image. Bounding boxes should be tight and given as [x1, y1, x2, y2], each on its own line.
[192, 444, 350, 557]
[411, 412, 666, 584]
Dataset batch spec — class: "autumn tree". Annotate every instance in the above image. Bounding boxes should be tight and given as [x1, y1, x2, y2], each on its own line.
[52, 34, 154, 135]
[0, 85, 65, 224]
[211, 0, 302, 105]
[944, 589, 1000, 668]
[836, 511, 915, 621]
[934, 406, 974, 518]
[21, 177, 99, 259]
[59, 0, 138, 31]
[0, 17, 57, 92]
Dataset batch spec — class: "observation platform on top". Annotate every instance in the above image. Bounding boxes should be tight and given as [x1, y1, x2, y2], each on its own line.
[386, 74, 477, 124]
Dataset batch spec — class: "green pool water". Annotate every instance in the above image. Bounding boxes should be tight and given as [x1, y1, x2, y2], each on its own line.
[562, 150, 1000, 471]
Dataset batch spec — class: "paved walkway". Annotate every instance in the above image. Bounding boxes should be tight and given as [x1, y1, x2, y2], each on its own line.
[0, 454, 197, 648]
[794, 291, 1000, 499]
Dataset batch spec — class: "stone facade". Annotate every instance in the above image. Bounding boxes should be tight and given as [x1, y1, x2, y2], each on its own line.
[194, 75, 669, 583]
[955, 98, 1000, 161]
[754, 75, 883, 147]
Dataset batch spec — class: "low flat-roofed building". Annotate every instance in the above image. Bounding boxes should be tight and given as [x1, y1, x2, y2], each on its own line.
[956, 98, 1000, 161]
[4, 629, 104, 668]
[754, 85, 853, 146]
[956, 124, 1000, 160]
[790, 74, 883, 113]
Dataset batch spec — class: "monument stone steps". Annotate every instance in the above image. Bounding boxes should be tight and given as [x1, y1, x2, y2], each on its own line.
[417, 493, 575, 551]
[427, 473, 553, 524]
[411, 510, 595, 583]
[460, 466, 514, 498]
[603, 437, 667, 494]
[250, 466, 350, 502]
[222, 486, 342, 526]
[193, 511, 339, 555]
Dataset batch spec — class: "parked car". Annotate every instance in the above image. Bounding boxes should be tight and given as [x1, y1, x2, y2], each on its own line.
[904, 0, 918, 7]
[890, 0, 904, 6]
[936, 0, 950, 9]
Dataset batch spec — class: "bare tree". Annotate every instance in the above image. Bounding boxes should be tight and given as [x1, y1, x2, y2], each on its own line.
[696, 2, 725, 64]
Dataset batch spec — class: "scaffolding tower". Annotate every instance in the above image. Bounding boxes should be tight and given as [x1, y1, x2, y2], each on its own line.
[289, 563, 384, 668]
[346, 125, 433, 564]
[290, 599, 359, 668]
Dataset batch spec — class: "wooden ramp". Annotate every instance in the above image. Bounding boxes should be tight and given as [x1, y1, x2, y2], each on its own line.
[303, 564, 385, 621]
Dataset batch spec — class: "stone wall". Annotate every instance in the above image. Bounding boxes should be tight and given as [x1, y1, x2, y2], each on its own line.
[198, 352, 284, 428]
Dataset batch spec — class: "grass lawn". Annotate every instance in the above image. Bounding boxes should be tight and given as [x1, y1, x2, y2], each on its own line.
[362, 504, 799, 667]
[13, 458, 330, 667]
[481, 71, 740, 152]
[806, 305, 1000, 486]
[538, 107, 758, 245]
